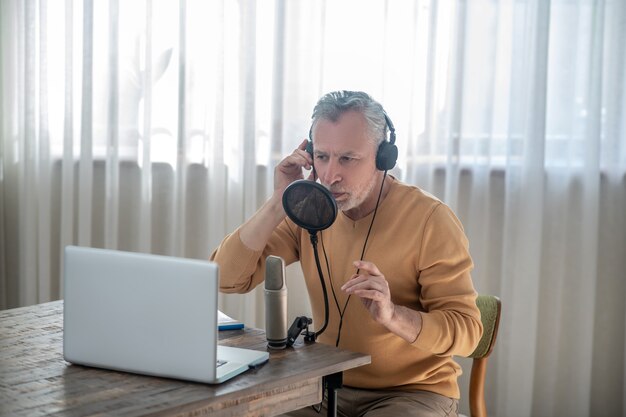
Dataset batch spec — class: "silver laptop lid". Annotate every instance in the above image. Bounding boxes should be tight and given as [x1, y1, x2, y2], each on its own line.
[63, 246, 219, 383]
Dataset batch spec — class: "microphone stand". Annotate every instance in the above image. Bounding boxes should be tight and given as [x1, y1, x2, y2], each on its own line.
[281, 179, 336, 345]
[308, 232, 330, 340]
[310, 232, 343, 417]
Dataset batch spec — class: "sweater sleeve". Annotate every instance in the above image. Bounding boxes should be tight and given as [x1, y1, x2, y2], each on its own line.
[210, 219, 302, 293]
[411, 203, 483, 357]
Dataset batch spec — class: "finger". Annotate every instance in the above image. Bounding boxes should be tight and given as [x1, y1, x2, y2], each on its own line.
[341, 274, 366, 291]
[279, 149, 311, 172]
[292, 146, 314, 169]
[353, 260, 382, 276]
[343, 281, 387, 296]
[298, 138, 314, 165]
[293, 148, 312, 161]
[349, 289, 387, 301]
[341, 275, 386, 293]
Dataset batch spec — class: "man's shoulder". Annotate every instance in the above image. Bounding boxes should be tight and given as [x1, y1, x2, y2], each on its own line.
[390, 178, 443, 208]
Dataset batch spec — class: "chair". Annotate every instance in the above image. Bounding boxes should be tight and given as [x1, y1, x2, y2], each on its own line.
[464, 295, 502, 417]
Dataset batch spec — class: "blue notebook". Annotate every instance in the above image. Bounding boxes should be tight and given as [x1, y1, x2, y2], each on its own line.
[218, 310, 244, 330]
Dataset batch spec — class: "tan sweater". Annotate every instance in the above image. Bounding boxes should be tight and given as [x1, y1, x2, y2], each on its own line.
[211, 177, 482, 398]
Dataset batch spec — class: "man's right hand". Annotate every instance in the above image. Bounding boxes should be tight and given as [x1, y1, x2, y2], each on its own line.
[238, 139, 314, 252]
[274, 139, 314, 194]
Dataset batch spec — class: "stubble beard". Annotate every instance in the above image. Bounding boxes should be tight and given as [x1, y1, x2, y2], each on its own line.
[333, 171, 380, 213]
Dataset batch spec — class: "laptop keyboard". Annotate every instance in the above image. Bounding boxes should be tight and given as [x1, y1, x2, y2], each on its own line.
[216, 359, 227, 368]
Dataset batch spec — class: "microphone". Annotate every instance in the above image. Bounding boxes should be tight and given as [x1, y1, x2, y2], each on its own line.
[265, 255, 288, 349]
[282, 180, 338, 341]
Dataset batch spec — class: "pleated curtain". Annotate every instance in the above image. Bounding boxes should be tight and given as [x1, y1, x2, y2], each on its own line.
[1, 1, 625, 416]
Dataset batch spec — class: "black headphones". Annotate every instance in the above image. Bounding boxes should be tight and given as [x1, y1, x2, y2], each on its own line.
[306, 111, 398, 171]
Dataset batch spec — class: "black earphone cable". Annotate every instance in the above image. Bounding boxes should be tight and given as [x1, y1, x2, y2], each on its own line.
[321, 234, 342, 322]
[321, 170, 389, 347]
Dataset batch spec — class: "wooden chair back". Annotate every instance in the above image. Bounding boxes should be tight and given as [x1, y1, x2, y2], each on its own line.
[466, 295, 502, 417]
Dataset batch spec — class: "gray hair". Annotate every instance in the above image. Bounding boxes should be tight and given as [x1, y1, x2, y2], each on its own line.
[310, 91, 388, 146]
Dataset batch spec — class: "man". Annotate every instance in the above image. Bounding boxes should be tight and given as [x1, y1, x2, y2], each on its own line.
[211, 91, 482, 416]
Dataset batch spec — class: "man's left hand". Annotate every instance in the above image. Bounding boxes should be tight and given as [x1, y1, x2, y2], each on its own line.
[341, 260, 395, 326]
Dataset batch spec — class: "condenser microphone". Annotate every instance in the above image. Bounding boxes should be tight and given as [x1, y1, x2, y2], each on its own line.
[265, 255, 288, 349]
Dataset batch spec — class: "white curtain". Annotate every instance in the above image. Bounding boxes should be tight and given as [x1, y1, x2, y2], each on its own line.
[1, 0, 625, 416]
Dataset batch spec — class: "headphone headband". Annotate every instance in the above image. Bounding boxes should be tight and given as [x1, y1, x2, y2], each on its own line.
[383, 112, 396, 145]
[307, 110, 397, 172]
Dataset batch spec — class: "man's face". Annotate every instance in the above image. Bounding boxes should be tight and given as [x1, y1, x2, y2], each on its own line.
[311, 110, 382, 219]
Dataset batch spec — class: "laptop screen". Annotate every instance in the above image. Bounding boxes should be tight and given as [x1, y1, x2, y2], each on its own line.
[63, 246, 220, 382]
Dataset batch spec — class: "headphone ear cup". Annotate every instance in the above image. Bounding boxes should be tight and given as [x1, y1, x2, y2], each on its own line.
[376, 141, 398, 171]
[305, 140, 314, 157]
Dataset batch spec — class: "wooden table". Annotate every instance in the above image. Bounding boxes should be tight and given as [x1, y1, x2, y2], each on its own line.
[0, 301, 370, 416]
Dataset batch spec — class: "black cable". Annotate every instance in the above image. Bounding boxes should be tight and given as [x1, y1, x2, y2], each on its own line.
[359, 171, 388, 263]
[321, 234, 342, 318]
[310, 233, 330, 339]
[322, 171, 389, 347]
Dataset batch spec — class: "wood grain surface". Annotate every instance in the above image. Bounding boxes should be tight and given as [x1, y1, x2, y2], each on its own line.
[0, 301, 370, 417]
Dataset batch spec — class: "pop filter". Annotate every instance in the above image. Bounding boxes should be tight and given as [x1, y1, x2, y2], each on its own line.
[282, 180, 337, 233]
[281, 179, 337, 342]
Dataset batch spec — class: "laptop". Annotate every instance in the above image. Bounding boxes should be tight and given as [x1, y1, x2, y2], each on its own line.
[63, 245, 269, 384]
